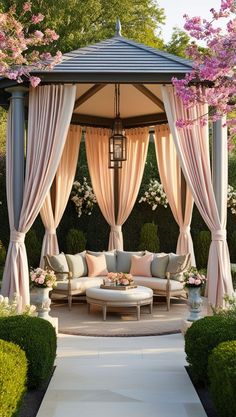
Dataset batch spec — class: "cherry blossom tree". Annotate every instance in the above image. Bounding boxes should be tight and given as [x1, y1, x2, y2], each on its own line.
[0, 1, 61, 87]
[172, 0, 236, 141]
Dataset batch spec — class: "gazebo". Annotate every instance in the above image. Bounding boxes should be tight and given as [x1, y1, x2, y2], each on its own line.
[0, 22, 233, 308]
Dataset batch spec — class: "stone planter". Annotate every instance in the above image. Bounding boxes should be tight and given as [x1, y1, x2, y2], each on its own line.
[187, 286, 203, 322]
[30, 287, 52, 319]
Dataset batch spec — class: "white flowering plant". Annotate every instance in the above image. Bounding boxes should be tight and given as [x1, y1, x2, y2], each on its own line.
[139, 179, 168, 210]
[184, 268, 206, 288]
[71, 177, 97, 217]
[227, 185, 236, 215]
[0, 294, 36, 317]
[30, 268, 57, 288]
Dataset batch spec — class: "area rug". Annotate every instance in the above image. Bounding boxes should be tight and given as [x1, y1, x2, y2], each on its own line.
[50, 297, 207, 337]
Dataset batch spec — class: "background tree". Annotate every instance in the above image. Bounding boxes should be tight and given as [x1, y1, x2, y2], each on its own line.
[165, 27, 190, 58]
[0, 0, 165, 52]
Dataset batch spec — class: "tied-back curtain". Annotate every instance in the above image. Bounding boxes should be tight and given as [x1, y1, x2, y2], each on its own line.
[2, 84, 76, 307]
[161, 84, 233, 306]
[117, 127, 149, 238]
[154, 124, 195, 265]
[85, 128, 118, 248]
[40, 125, 82, 266]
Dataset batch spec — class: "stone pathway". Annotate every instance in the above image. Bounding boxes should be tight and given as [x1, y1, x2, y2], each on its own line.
[36, 333, 207, 417]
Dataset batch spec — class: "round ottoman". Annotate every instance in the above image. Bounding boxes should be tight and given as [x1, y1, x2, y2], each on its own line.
[86, 286, 153, 320]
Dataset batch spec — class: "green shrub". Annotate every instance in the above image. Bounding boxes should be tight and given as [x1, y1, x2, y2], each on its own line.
[0, 315, 56, 389]
[208, 341, 236, 417]
[138, 223, 160, 252]
[185, 315, 236, 384]
[0, 339, 27, 417]
[25, 229, 41, 268]
[231, 262, 236, 289]
[0, 241, 6, 266]
[195, 230, 211, 269]
[66, 228, 87, 253]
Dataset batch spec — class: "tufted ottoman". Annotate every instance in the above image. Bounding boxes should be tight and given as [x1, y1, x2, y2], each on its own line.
[86, 286, 153, 321]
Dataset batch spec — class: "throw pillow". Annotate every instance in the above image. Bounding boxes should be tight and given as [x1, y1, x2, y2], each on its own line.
[150, 253, 169, 278]
[47, 253, 69, 280]
[87, 250, 116, 272]
[65, 251, 88, 278]
[85, 253, 108, 277]
[117, 251, 143, 273]
[130, 253, 153, 277]
[166, 253, 190, 277]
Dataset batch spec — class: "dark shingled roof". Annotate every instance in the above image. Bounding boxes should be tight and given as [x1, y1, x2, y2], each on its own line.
[53, 35, 193, 74]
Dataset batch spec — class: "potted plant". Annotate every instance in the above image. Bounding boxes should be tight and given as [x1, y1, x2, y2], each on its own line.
[30, 268, 56, 319]
[184, 268, 206, 322]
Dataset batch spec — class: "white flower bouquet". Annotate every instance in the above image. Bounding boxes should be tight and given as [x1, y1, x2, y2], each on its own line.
[71, 177, 97, 217]
[139, 179, 168, 210]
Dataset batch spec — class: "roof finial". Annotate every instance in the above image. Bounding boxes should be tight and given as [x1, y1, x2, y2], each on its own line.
[115, 19, 122, 36]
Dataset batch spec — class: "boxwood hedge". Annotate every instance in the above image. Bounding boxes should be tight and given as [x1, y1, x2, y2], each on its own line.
[0, 315, 56, 389]
[208, 340, 236, 417]
[185, 315, 236, 384]
[0, 339, 27, 417]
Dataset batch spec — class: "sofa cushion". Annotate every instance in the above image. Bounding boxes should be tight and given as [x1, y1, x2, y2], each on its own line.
[150, 253, 169, 278]
[130, 253, 153, 277]
[85, 253, 108, 277]
[56, 277, 104, 292]
[65, 252, 88, 278]
[166, 253, 190, 280]
[117, 251, 143, 273]
[133, 276, 184, 291]
[47, 253, 69, 280]
[87, 250, 116, 272]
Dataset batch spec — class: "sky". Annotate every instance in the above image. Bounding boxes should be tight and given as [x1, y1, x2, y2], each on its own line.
[158, 0, 222, 42]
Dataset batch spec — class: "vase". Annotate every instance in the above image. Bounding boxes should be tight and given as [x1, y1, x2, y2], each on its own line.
[187, 286, 203, 322]
[30, 287, 52, 319]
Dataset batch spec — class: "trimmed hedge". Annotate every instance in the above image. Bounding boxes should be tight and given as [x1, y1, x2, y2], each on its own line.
[138, 222, 160, 252]
[0, 339, 27, 417]
[208, 341, 236, 417]
[0, 315, 56, 389]
[66, 228, 87, 253]
[185, 315, 236, 384]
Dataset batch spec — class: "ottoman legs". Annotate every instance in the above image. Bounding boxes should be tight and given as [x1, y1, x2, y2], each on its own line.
[103, 303, 107, 321]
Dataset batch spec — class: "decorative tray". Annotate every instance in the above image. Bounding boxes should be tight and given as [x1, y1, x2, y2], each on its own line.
[100, 284, 137, 291]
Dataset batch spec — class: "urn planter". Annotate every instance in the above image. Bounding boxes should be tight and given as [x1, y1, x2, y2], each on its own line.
[187, 286, 203, 322]
[30, 287, 52, 319]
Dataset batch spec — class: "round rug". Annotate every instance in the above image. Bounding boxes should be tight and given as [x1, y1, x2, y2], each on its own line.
[50, 297, 200, 337]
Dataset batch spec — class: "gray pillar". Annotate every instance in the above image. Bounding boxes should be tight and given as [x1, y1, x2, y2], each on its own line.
[212, 118, 228, 222]
[5, 87, 28, 229]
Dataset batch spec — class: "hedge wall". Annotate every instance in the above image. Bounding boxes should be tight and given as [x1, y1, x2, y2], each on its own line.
[1, 142, 236, 267]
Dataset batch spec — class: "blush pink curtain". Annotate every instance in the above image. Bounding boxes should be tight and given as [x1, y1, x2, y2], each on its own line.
[86, 127, 149, 250]
[85, 128, 118, 247]
[116, 127, 149, 246]
[161, 84, 233, 306]
[40, 125, 82, 266]
[2, 85, 76, 307]
[154, 124, 195, 265]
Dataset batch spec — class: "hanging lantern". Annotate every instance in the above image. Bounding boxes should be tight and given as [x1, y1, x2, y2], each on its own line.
[109, 84, 127, 169]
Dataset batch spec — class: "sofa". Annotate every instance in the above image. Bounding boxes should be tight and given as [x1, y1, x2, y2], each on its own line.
[44, 250, 191, 310]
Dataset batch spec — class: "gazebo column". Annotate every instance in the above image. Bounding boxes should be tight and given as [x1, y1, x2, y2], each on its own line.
[5, 87, 28, 228]
[212, 118, 228, 220]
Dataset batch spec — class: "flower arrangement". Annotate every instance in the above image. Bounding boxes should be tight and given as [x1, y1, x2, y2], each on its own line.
[106, 272, 134, 286]
[0, 293, 36, 317]
[71, 177, 97, 217]
[227, 185, 236, 215]
[30, 268, 57, 288]
[139, 179, 168, 210]
[184, 268, 206, 288]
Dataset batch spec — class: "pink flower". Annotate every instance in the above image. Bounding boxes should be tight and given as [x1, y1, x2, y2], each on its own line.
[29, 76, 41, 87]
[189, 277, 196, 284]
[38, 277, 45, 284]
[23, 2, 31, 12]
[34, 30, 44, 39]
[31, 14, 44, 24]
[195, 279, 202, 286]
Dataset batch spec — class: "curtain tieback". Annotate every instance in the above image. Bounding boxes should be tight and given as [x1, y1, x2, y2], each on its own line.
[211, 230, 226, 241]
[111, 225, 122, 233]
[46, 228, 56, 235]
[180, 226, 190, 234]
[10, 231, 25, 243]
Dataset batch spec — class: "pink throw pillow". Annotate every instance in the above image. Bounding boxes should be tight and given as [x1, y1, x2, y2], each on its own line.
[85, 253, 108, 277]
[130, 253, 153, 277]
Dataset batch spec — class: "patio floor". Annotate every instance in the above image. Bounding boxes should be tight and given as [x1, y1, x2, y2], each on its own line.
[36, 333, 207, 417]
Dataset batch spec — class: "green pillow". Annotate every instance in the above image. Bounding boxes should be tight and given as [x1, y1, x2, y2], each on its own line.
[47, 253, 69, 280]
[117, 251, 143, 273]
[66, 252, 88, 277]
[87, 250, 116, 272]
[151, 253, 169, 278]
[166, 253, 190, 277]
